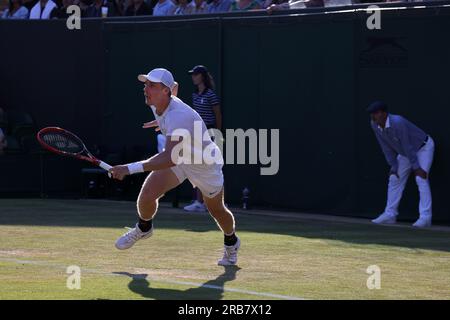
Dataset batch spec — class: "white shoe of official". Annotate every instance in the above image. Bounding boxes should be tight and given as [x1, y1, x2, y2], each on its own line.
[183, 200, 207, 212]
[218, 237, 241, 266]
[372, 212, 397, 225]
[412, 216, 432, 228]
[115, 223, 153, 250]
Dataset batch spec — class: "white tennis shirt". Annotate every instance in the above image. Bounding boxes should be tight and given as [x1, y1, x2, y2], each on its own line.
[150, 96, 223, 166]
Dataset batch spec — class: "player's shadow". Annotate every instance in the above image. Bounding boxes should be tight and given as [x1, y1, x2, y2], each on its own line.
[113, 265, 241, 300]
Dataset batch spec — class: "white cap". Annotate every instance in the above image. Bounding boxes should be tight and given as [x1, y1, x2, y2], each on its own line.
[138, 68, 175, 90]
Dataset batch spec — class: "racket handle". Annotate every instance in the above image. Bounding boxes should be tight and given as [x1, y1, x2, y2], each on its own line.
[98, 161, 112, 171]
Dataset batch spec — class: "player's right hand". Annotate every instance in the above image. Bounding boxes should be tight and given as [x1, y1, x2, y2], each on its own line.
[109, 165, 129, 181]
[142, 120, 160, 131]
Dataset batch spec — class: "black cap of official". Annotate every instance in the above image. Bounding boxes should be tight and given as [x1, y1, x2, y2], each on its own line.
[188, 65, 208, 75]
[367, 101, 388, 114]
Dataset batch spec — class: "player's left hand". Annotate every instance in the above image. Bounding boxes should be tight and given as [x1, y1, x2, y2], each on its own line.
[142, 120, 160, 131]
[109, 165, 130, 181]
[414, 168, 428, 179]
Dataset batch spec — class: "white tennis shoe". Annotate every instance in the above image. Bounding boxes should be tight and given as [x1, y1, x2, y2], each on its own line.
[115, 223, 153, 250]
[183, 200, 207, 212]
[372, 212, 397, 225]
[412, 216, 432, 228]
[218, 237, 241, 266]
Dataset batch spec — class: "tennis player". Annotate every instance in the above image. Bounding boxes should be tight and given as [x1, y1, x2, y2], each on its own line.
[109, 68, 240, 266]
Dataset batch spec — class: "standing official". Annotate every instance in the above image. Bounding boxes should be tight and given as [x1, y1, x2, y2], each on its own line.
[183, 65, 222, 213]
[368, 101, 435, 228]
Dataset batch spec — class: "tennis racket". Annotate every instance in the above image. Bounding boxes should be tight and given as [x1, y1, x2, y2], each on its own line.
[37, 127, 112, 173]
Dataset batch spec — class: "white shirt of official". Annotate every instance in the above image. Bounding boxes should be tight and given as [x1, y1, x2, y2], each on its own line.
[378, 116, 390, 131]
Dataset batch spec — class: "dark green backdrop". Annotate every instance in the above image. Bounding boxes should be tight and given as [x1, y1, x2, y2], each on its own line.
[1, 5, 449, 221]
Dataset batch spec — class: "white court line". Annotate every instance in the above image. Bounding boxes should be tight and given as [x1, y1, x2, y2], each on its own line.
[0, 257, 305, 300]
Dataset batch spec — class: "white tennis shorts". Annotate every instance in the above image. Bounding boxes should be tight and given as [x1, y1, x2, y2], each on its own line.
[171, 163, 224, 198]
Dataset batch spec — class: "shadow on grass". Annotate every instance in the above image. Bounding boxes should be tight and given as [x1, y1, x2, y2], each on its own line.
[113, 265, 241, 300]
[1, 199, 450, 253]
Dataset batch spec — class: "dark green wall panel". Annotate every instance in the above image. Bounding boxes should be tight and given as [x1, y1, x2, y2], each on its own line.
[1, 6, 449, 221]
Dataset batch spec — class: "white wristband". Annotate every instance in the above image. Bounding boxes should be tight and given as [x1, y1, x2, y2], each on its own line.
[127, 162, 145, 175]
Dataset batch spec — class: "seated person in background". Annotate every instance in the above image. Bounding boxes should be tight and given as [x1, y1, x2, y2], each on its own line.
[173, 0, 194, 15]
[152, 0, 176, 16]
[357, 0, 386, 3]
[125, 0, 152, 15]
[106, 0, 127, 16]
[263, 0, 286, 9]
[207, 0, 231, 14]
[0, 128, 7, 155]
[84, 0, 104, 17]
[266, 0, 323, 13]
[29, 0, 57, 19]
[23, 0, 38, 10]
[192, 0, 206, 13]
[229, 0, 261, 11]
[50, 0, 76, 18]
[78, 0, 92, 14]
[2, 0, 29, 19]
[78, 0, 94, 10]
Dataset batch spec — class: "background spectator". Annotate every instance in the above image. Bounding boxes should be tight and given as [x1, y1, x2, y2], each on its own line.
[22, 0, 38, 11]
[192, 0, 206, 13]
[124, 0, 151, 15]
[263, 0, 282, 7]
[0, 128, 7, 155]
[143, 0, 158, 13]
[29, 0, 57, 19]
[2, 0, 29, 18]
[263, 0, 287, 9]
[107, 0, 126, 16]
[266, 0, 323, 12]
[84, 0, 104, 17]
[152, 0, 175, 16]
[50, 0, 76, 18]
[174, 0, 194, 14]
[78, 0, 92, 16]
[207, 0, 231, 13]
[357, 0, 386, 3]
[229, 0, 261, 11]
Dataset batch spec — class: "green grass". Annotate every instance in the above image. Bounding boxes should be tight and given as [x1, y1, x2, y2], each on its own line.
[0, 199, 449, 300]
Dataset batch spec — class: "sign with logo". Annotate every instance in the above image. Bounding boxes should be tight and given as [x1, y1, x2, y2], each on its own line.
[359, 36, 408, 68]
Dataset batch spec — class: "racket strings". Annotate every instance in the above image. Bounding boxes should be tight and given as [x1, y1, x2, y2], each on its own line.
[41, 132, 84, 154]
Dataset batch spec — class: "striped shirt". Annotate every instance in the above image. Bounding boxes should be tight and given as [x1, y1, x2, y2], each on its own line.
[192, 88, 220, 126]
